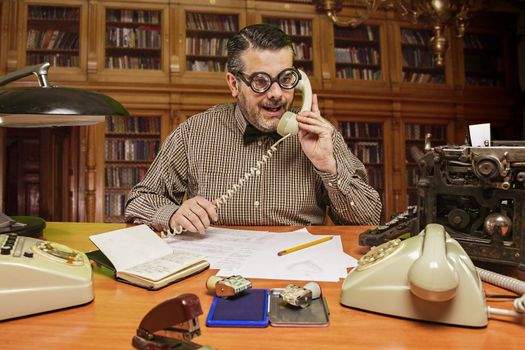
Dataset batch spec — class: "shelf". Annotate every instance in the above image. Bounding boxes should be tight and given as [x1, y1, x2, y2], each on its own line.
[26, 4, 81, 68]
[400, 28, 446, 85]
[333, 24, 383, 82]
[184, 11, 239, 74]
[262, 16, 314, 75]
[463, 32, 505, 87]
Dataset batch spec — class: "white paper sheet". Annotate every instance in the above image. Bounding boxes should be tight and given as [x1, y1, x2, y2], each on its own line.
[165, 227, 357, 282]
[90, 224, 172, 272]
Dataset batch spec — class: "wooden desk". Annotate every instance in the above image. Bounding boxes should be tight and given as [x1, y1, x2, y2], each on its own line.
[2, 222, 524, 350]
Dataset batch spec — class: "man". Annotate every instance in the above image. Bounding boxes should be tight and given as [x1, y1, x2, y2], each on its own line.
[125, 23, 381, 234]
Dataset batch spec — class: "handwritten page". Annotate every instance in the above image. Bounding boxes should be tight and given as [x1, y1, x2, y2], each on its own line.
[122, 250, 207, 281]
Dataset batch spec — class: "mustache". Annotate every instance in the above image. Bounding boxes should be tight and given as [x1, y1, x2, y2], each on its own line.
[262, 101, 285, 108]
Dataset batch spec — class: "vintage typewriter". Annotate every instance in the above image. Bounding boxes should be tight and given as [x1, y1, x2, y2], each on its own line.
[360, 139, 525, 270]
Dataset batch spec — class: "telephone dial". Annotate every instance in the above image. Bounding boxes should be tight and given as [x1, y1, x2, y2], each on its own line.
[341, 223, 525, 327]
[167, 69, 313, 235]
[0, 233, 93, 320]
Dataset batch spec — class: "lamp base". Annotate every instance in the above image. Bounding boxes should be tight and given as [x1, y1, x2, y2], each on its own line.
[0, 216, 46, 238]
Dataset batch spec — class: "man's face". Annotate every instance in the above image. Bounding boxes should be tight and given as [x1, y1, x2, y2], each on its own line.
[227, 47, 295, 132]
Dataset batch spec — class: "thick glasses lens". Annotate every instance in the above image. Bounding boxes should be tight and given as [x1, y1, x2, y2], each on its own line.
[278, 69, 300, 89]
[251, 74, 271, 93]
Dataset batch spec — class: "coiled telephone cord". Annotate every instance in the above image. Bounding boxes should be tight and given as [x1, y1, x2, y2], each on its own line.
[477, 267, 525, 318]
[164, 133, 291, 236]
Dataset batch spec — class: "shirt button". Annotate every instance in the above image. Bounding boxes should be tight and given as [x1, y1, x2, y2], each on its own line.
[328, 182, 333, 187]
[350, 201, 355, 206]
[254, 201, 260, 207]
[257, 141, 262, 146]
[337, 180, 342, 186]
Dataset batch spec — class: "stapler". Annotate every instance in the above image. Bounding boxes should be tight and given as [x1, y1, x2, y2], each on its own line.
[132, 293, 214, 350]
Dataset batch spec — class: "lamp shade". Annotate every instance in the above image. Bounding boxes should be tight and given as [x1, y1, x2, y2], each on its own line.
[0, 62, 129, 127]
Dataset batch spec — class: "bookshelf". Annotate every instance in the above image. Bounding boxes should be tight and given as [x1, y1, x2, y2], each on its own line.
[262, 17, 314, 76]
[103, 115, 162, 222]
[185, 11, 239, 73]
[400, 28, 446, 84]
[463, 32, 504, 87]
[404, 123, 448, 205]
[104, 8, 162, 70]
[25, 4, 81, 68]
[338, 120, 386, 218]
[333, 24, 382, 81]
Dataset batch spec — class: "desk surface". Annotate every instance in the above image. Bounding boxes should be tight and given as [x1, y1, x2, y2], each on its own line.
[2, 222, 524, 350]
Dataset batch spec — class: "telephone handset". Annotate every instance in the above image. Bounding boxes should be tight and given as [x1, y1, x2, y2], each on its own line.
[167, 70, 313, 236]
[340, 223, 489, 327]
[276, 69, 313, 137]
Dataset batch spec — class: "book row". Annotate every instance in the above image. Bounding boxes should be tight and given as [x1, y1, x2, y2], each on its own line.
[335, 47, 380, 65]
[187, 60, 226, 72]
[348, 142, 383, 164]
[26, 30, 79, 50]
[293, 42, 312, 61]
[366, 167, 384, 189]
[105, 56, 161, 70]
[334, 25, 378, 42]
[105, 139, 160, 161]
[105, 166, 148, 189]
[106, 116, 160, 134]
[339, 122, 383, 139]
[464, 34, 501, 50]
[28, 6, 80, 20]
[336, 67, 382, 80]
[402, 47, 440, 68]
[26, 53, 79, 67]
[105, 192, 127, 217]
[186, 37, 228, 57]
[186, 13, 238, 32]
[406, 166, 419, 187]
[264, 19, 312, 36]
[106, 9, 161, 25]
[106, 27, 161, 49]
[402, 72, 445, 84]
[400, 29, 430, 46]
[465, 76, 504, 87]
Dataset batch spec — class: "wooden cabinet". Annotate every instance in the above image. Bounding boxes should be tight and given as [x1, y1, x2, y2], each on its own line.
[91, 110, 171, 223]
[92, 1, 170, 83]
[0, 1, 521, 223]
[19, 0, 88, 81]
[172, 1, 245, 86]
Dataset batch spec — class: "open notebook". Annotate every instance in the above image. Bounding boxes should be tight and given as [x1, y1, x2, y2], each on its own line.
[88, 225, 209, 290]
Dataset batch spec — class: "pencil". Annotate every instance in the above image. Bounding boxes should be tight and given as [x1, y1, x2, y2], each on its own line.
[277, 236, 333, 256]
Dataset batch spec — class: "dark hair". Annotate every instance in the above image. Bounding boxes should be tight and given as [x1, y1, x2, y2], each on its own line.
[226, 23, 295, 73]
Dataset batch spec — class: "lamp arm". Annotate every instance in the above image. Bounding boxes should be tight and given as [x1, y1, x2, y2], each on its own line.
[0, 62, 50, 87]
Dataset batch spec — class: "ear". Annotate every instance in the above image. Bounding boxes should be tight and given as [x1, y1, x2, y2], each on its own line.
[226, 72, 239, 98]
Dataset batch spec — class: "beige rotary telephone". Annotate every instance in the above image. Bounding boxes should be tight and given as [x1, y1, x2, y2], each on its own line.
[341, 223, 488, 327]
[341, 223, 525, 327]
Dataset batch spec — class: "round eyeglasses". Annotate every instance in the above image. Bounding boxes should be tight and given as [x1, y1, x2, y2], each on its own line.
[234, 67, 301, 94]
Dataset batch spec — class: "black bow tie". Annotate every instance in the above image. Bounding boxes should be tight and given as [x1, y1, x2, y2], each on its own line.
[243, 124, 282, 145]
